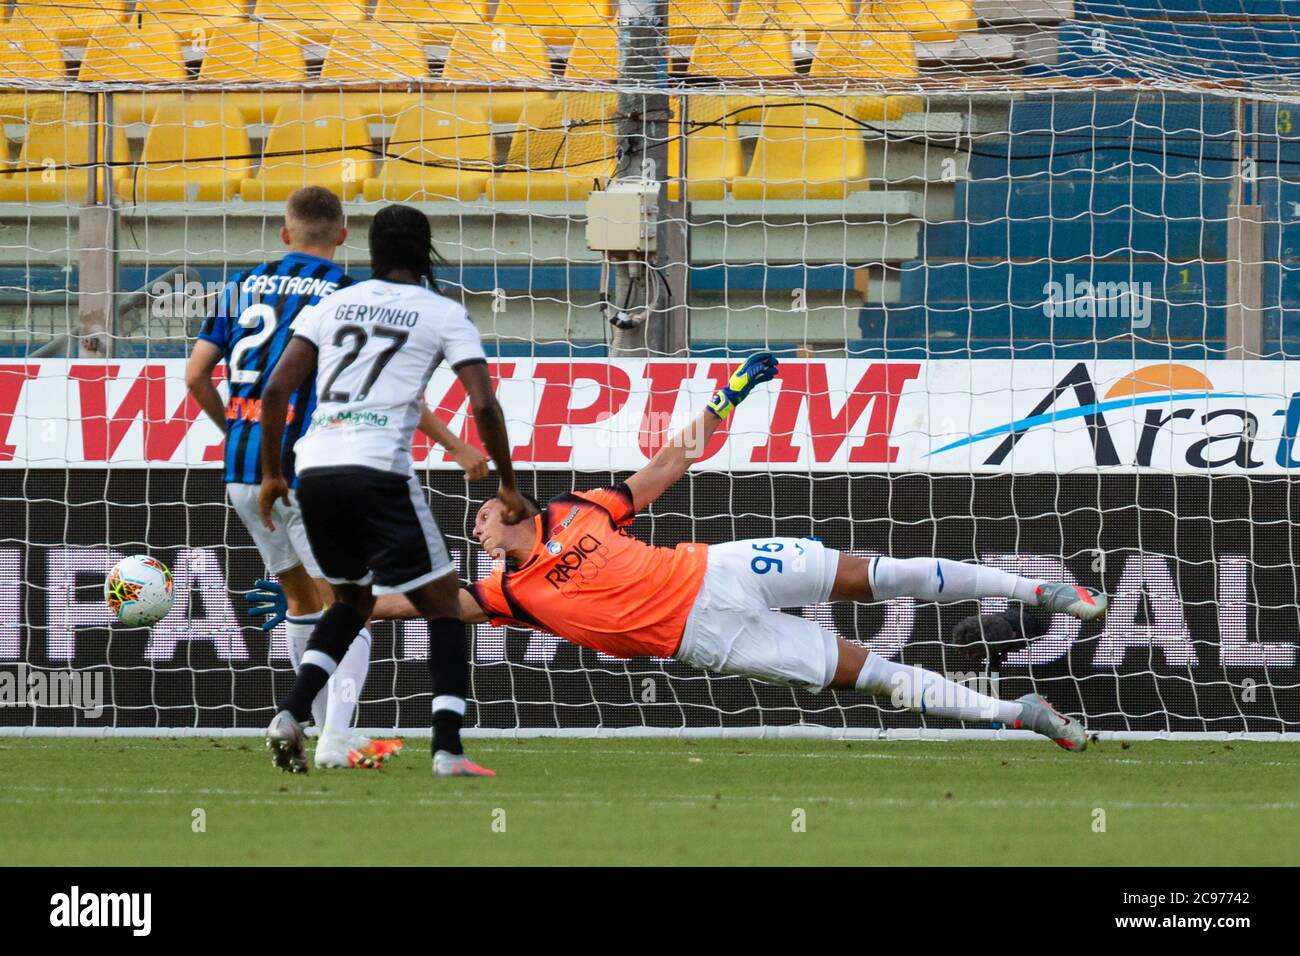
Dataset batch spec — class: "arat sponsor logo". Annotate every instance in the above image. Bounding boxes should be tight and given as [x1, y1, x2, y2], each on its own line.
[929, 362, 1297, 471]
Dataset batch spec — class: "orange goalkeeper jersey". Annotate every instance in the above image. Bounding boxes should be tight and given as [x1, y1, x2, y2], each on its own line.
[471, 484, 709, 659]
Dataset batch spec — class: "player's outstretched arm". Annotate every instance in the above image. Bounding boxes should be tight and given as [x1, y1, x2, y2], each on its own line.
[185, 340, 227, 431]
[258, 337, 317, 529]
[456, 361, 527, 522]
[417, 404, 489, 481]
[625, 352, 779, 511]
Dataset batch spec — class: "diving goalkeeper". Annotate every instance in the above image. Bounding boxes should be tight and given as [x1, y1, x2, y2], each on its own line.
[463, 353, 1105, 750]
[251, 354, 1108, 749]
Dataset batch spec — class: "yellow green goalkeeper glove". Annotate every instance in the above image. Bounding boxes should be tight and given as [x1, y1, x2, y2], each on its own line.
[706, 352, 780, 420]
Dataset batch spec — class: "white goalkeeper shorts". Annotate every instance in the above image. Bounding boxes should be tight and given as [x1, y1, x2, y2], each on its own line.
[675, 537, 842, 693]
[227, 482, 322, 579]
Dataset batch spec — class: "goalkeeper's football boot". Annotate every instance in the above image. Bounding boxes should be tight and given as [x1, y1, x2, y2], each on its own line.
[433, 750, 497, 777]
[1035, 583, 1108, 623]
[266, 710, 309, 774]
[1012, 693, 1087, 752]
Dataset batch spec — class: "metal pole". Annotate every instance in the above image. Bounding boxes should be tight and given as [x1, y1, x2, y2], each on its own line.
[78, 92, 118, 357]
[1225, 96, 1263, 359]
[610, 0, 688, 356]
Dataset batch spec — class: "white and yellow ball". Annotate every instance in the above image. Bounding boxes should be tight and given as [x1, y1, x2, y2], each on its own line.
[105, 555, 175, 627]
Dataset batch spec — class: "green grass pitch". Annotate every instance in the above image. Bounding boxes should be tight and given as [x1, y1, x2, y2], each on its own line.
[1, 737, 1294, 865]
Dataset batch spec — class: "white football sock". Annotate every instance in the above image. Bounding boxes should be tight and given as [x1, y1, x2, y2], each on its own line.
[285, 612, 327, 728]
[855, 653, 1022, 724]
[869, 556, 1041, 604]
[324, 627, 372, 740]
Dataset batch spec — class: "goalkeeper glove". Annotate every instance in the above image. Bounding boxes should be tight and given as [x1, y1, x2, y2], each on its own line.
[245, 578, 288, 632]
[706, 352, 780, 420]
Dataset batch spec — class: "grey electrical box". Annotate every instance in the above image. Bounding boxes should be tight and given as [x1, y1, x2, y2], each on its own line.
[586, 181, 659, 253]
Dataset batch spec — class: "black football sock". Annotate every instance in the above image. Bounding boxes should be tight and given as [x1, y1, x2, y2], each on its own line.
[277, 603, 366, 723]
[428, 618, 469, 756]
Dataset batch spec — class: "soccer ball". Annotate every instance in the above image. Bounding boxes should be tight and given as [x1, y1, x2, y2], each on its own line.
[105, 555, 175, 627]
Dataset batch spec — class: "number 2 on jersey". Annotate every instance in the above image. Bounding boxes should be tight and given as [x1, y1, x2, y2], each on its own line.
[227, 303, 278, 385]
[318, 324, 410, 404]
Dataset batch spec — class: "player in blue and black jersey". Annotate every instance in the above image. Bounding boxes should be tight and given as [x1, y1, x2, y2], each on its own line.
[186, 187, 488, 769]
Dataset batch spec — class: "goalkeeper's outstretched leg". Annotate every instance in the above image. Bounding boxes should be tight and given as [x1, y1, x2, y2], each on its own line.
[673, 537, 1095, 751]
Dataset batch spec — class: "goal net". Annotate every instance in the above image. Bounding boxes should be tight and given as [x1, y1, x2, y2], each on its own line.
[1, 0, 1298, 739]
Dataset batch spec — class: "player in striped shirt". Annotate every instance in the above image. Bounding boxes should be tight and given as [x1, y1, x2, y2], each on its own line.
[186, 188, 489, 769]
[461, 353, 1108, 750]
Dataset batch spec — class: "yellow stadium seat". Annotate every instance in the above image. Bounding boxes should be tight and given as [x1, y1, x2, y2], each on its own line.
[811, 21, 918, 78]
[864, 0, 976, 43]
[320, 26, 429, 119]
[197, 24, 307, 124]
[668, 0, 732, 47]
[362, 99, 493, 201]
[493, 0, 613, 45]
[563, 25, 619, 81]
[138, 0, 245, 41]
[687, 25, 794, 77]
[666, 97, 745, 201]
[808, 21, 918, 120]
[240, 99, 375, 200]
[488, 92, 616, 201]
[8, 0, 127, 47]
[0, 101, 129, 202]
[114, 100, 251, 202]
[372, 0, 489, 44]
[0, 30, 67, 82]
[731, 102, 866, 199]
[78, 23, 185, 82]
[251, 0, 367, 43]
[440, 24, 553, 124]
[735, 0, 851, 40]
[78, 22, 187, 124]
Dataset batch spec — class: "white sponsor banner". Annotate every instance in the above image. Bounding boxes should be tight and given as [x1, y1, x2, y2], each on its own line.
[2, 358, 1299, 473]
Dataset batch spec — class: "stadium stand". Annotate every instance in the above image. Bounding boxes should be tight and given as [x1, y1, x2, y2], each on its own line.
[361, 99, 494, 201]
[493, 0, 615, 44]
[563, 25, 621, 82]
[734, 0, 855, 38]
[137, 0, 247, 35]
[7, 0, 128, 47]
[77, 22, 186, 124]
[487, 92, 618, 200]
[237, 99, 375, 201]
[0, 29, 67, 82]
[438, 23, 553, 123]
[668, 0, 733, 46]
[687, 25, 797, 77]
[114, 100, 252, 202]
[371, 0, 491, 44]
[731, 102, 868, 200]
[666, 96, 746, 201]
[195, 23, 308, 124]
[249, 0, 369, 43]
[0, 99, 129, 203]
[319, 25, 429, 118]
